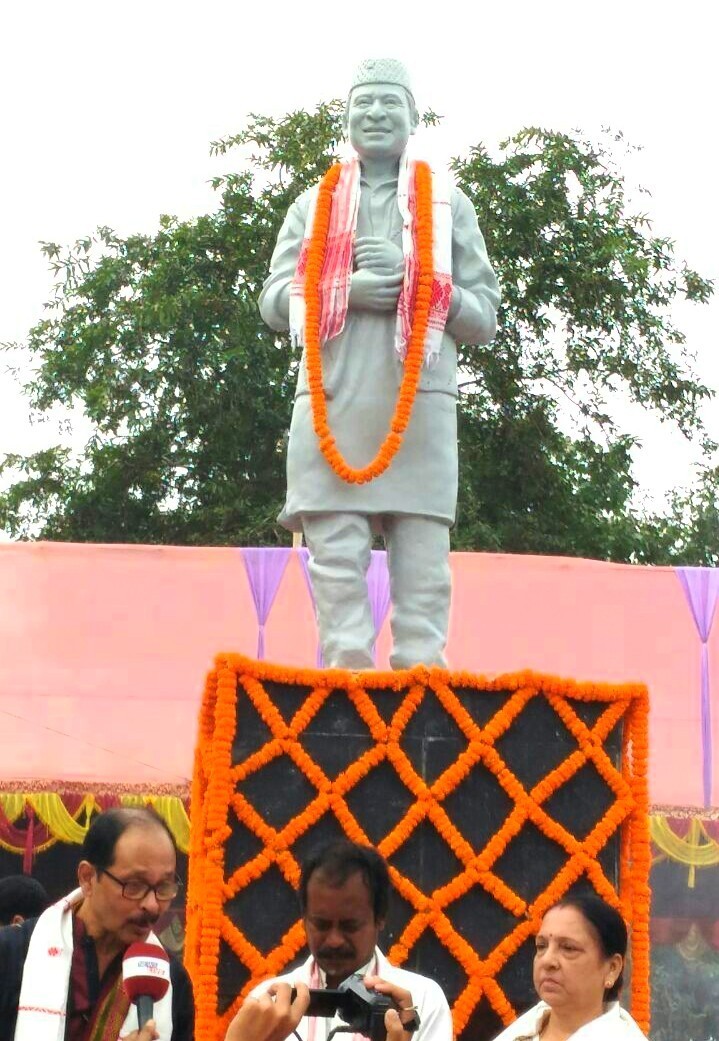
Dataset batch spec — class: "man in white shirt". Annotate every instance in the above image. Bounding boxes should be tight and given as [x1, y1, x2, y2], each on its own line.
[250, 840, 453, 1041]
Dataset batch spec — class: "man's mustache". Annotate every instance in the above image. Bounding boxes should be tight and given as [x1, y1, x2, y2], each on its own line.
[317, 947, 354, 960]
[129, 914, 159, 927]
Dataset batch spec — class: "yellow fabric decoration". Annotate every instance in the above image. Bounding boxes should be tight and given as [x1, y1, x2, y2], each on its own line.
[650, 816, 719, 887]
[0, 792, 190, 854]
[28, 794, 92, 845]
[0, 793, 25, 823]
[119, 795, 191, 854]
[150, 796, 191, 854]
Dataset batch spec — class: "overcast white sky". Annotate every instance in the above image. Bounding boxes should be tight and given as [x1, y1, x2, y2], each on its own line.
[1, 0, 717, 513]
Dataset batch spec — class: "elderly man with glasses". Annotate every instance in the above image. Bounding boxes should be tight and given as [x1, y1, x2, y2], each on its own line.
[0, 807, 193, 1041]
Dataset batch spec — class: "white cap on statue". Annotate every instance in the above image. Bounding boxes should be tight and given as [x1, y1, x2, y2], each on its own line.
[349, 58, 414, 102]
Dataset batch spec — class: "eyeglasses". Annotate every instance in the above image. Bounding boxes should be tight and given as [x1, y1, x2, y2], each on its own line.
[99, 867, 181, 902]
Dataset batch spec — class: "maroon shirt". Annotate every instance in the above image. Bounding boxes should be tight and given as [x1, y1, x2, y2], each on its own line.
[67, 915, 125, 1041]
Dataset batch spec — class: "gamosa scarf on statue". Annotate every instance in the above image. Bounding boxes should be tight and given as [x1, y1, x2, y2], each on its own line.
[290, 151, 454, 366]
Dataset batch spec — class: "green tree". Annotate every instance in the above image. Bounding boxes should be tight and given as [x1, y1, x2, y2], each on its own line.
[634, 465, 719, 566]
[0, 105, 714, 559]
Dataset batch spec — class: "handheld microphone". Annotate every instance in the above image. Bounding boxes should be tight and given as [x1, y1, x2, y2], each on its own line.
[122, 942, 171, 1029]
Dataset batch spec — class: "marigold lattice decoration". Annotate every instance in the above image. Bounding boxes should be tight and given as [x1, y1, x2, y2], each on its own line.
[186, 655, 650, 1041]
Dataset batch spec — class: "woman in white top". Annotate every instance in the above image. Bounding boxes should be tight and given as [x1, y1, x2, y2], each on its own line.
[493, 894, 649, 1041]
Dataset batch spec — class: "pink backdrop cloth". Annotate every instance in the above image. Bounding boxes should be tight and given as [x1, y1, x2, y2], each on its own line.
[0, 542, 716, 808]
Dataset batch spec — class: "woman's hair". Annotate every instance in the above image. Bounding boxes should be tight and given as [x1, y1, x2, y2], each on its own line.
[552, 893, 628, 1000]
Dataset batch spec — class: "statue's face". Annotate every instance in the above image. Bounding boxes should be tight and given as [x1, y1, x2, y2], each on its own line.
[345, 83, 417, 162]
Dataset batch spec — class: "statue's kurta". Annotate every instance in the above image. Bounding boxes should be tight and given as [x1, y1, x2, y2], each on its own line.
[259, 171, 500, 532]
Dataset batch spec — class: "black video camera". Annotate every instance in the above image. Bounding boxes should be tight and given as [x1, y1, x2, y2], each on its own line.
[295, 974, 416, 1041]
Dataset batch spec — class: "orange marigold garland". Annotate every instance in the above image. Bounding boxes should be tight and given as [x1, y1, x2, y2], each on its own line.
[625, 689, 651, 1029]
[187, 656, 651, 1040]
[188, 665, 239, 1041]
[304, 161, 434, 484]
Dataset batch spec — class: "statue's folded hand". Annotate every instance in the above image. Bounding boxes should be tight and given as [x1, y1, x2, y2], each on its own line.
[354, 236, 404, 275]
[349, 269, 403, 312]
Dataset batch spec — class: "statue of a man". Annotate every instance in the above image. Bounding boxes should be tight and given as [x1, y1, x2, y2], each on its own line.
[260, 59, 500, 670]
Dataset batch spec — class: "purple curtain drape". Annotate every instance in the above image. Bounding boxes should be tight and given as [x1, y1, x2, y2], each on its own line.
[676, 567, 719, 806]
[367, 550, 391, 664]
[241, 548, 292, 659]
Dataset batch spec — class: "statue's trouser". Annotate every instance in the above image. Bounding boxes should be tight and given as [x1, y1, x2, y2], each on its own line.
[301, 512, 451, 670]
